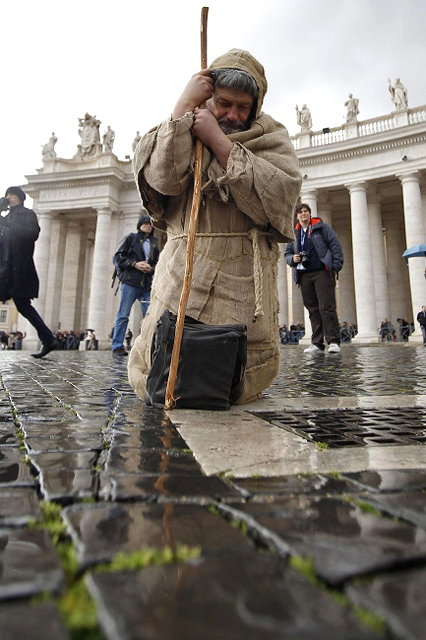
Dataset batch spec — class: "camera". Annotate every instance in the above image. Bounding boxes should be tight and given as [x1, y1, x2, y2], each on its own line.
[0, 197, 9, 213]
[299, 250, 310, 268]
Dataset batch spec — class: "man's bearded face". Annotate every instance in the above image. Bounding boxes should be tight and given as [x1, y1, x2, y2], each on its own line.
[206, 86, 254, 135]
[217, 115, 247, 134]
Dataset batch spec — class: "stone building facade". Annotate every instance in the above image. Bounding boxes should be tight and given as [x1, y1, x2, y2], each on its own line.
[18, 104, 426, 350]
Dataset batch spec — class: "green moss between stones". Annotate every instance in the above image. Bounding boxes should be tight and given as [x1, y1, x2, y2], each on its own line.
[315, 441, 330, 450]
[289, 556, 386, 636]
[28, 500, 202, 639]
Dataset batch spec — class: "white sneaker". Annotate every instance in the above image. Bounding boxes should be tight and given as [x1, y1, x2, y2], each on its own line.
[328, 343, 341, 353]
[304, 344, 323, 353]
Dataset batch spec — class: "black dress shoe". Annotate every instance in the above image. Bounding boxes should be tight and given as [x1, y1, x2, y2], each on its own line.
[31, 339, 59, 359]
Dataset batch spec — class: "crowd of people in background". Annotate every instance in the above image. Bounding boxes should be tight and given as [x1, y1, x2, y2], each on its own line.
[280, 322, 358, 345]
[0, 331, 26, 350]
[379, 318, 414, 342]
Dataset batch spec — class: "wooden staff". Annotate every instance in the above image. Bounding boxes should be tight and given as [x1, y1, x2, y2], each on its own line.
[164, 7, 209, 410]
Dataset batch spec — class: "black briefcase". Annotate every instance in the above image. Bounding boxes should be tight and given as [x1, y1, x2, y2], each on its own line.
[145, 310, 247, 410]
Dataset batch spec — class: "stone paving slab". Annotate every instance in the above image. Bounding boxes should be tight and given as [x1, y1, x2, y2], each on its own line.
[346, 566, 426, 640]
[341, 469, 426, 493]
[230, 473, 362, 498]
[39, 468, 98, 503]
[0, 487, 41, 526]
[104, 474, 243, 503]
[104, 448, 202, 476]
[0, 447, 35, 486]
[0, 527, 64, 599]
[86, 552, 382, 640]
[64, 502, 254, 570]
[362, 490, 426, 529]
[219, 496, 426, 585]
[29, 450, 100, 472]
[25, 436, 103, 454]
[0, 600, 71, 640]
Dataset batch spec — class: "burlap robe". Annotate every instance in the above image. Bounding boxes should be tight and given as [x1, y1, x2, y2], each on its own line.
[128, 49, 301, 404]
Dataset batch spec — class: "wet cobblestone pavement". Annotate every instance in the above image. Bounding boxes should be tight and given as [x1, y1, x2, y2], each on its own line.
[1, 346, 426, 639]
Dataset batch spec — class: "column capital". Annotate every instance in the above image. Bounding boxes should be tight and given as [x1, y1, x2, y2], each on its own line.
[345, 181, 368, 194]
[300, 187, 318, 200]
[96, 207, 112, 216]
[396, 170, 421, 185]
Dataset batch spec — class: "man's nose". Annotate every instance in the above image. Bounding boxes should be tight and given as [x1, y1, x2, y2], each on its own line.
[226, 105, 239, 121]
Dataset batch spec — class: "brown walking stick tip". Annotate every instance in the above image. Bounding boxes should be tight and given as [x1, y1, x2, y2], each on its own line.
[164, 7, 209, 410]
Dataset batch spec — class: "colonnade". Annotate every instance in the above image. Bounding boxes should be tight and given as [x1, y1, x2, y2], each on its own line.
[24, 206, 144, 350]
[279, 171, 425, 343]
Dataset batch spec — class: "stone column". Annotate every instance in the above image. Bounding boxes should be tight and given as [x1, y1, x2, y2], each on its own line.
[277, 249, 288, 326]
[317, 195, 332, 226]
[383, 212, 411, 327]
[300, 188, 318, 218]
[367, 192, 391, 324]
[399, 172, 425, 340]
[59, 222, 85, 331]
[333, 218, 357, 325]
[346, 182, 379, 342]
[44, 216, 67, 331]
[87, 208, 112, 346]
[80, 237, 94, 336]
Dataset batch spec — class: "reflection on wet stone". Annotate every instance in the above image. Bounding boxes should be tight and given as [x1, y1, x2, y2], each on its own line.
[63, 503, 253, 569]
[0, 601, 71, 640]
[341, 469, 426, 493]
[364, 491, 426, 529]
[25, 437, 103, 454]
[0, 449, 35, 486]
[224, 496, 426, 585]
[0, 488, 41, 526]
[105, 448, 202, 476]
[111, 429, 189, 450]
[87, 552, 382, 640]
[108, 474, 241, 502]
[346, 566, 426, 640]
[29, 450, 100, 472]
[232, 474, 360, 498]
[39, 469, 98, 504]
[0, 528, 64, 599]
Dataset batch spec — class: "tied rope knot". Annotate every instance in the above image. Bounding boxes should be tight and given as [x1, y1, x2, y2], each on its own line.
[169, 228, 266, 322]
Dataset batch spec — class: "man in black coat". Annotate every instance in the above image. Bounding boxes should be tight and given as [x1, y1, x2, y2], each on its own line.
[111, 214, 160, 356]
[0, 187, 57, 358]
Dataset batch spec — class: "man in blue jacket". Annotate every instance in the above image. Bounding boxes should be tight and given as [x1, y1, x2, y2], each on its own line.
[111, 214, 159, 356]
[284, 203, 344, 354]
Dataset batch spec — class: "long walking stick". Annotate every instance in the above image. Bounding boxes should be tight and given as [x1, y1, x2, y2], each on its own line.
[164, 7, 209, 410]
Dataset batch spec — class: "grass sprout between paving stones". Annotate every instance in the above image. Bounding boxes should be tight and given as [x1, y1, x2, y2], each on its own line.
[28, 501, 201, 639]
[289, 556, 387, 636]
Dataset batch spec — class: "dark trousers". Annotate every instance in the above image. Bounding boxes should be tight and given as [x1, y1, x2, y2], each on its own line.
[299, 269, 340, 347]
[13, 297, 54, 345]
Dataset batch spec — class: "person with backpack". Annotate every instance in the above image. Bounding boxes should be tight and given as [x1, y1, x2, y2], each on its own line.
[111, 214, 159, 356]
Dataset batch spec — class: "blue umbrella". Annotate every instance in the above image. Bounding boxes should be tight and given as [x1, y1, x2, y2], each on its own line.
[402, 244, 426, 258]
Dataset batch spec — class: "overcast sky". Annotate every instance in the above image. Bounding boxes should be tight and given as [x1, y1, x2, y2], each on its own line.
[3, 0, 426, 205]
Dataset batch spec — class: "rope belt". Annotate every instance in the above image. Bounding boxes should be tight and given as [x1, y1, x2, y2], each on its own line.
[168, 228, 266, 322]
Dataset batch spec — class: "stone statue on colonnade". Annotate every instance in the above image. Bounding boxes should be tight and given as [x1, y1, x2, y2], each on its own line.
[41, 132, 57, 161]
[75, 113, 101, 158]
[295, 104, 312, 131]
[345, 94, 359, 122]
[132, 131, 141, 153]
[388, 78, 408, 110]
[102, 126, 115, 153]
